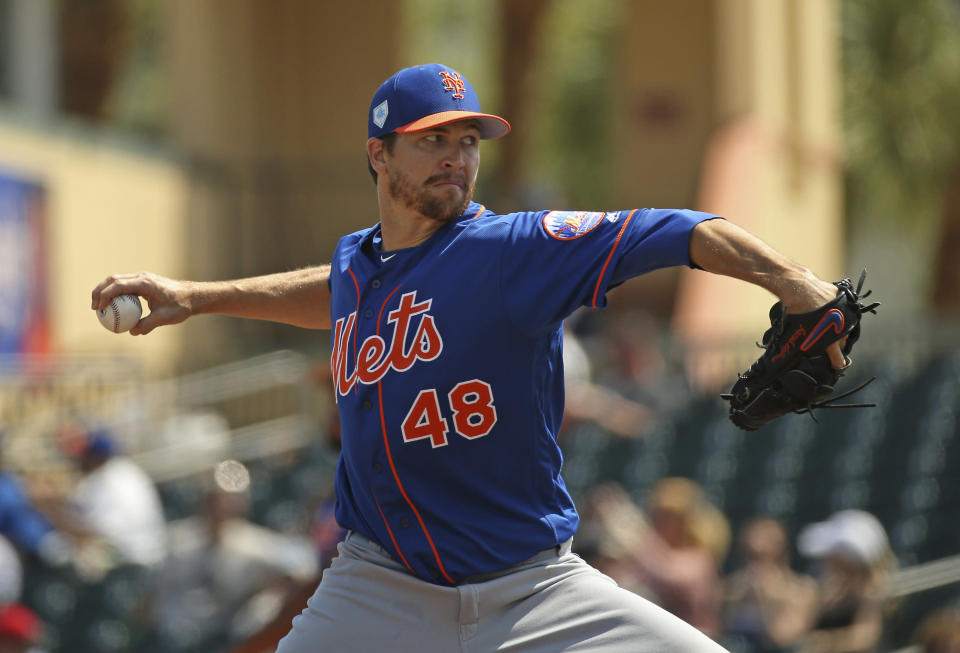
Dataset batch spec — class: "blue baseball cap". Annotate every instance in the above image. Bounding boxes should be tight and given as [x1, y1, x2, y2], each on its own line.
[83, 429, 117, 459]
[368, 64, 511, 140]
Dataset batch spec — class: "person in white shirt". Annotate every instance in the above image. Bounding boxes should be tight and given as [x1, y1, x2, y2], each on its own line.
[0, 535, 22, 605]
[150, 472, 318, 651]
[60, 429, 167, 569]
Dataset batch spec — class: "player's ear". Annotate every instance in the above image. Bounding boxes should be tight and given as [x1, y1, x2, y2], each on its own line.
[367, 137, 388, 176]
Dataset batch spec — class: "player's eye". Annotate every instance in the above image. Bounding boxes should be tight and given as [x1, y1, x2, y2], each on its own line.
[424, 134, 443, 143]
[462, 135, 478, 146]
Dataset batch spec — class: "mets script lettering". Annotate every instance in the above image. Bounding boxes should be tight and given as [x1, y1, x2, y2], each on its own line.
[331, 291, 443, 396]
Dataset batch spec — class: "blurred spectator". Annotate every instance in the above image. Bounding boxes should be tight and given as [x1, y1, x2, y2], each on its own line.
[580, 477, 732, 637]
[795, 509, 896, 653]
[310, 360, 342, 452]
[222, 363, 347, 652]
[306, 361, 348, 567]
[149, 462, 318, 652]
[0, 602, 46, 653]
[593, 310, 691, 417]
[310, 492, 347, 572]
[0, 470, 72, 569]
[227, 486, 344, 653]
[721, 517, 818, 652]
[561, 328, 653, 439]
[911, 607, 960, 653]
[574, 482, 650, 595]
[632, 477, 730, 638]
[0, 536, 22, 605]
[55, 426, 166, 574]
[562, 323, 593, 388]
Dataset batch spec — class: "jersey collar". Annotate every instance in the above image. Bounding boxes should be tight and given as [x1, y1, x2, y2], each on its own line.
[360, 202, 488, 253]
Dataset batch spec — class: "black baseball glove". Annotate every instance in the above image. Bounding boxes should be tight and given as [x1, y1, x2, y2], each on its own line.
[721, 270, 880, 431]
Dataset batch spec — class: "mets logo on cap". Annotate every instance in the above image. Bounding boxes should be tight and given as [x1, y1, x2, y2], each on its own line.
[439, 71, 466, 99]
[542, 211, 606, 240]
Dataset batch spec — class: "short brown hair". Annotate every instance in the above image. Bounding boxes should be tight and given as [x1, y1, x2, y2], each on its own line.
[367, 132, 397, 185]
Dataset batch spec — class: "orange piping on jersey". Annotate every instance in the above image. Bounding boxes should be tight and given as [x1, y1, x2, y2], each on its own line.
[377, 380, 455, 584]
[468, 204, 485, 220]
[347, 268, 361, 393]
[376, 286, 402, 333]
[591, 209, 637, 308]
[372, 488, 414, 572]
[375, 285, 455, 585]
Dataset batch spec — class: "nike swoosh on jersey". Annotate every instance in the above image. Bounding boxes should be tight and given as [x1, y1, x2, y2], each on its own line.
[381, 253, 397, 262]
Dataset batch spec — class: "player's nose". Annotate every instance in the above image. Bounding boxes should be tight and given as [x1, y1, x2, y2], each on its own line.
[441, 144, 468, 170]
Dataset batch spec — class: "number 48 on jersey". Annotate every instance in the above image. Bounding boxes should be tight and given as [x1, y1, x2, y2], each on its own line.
[401, 379, 497, 448]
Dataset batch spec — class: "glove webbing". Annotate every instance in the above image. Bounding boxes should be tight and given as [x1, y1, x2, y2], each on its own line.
[793, 375, 878, 423]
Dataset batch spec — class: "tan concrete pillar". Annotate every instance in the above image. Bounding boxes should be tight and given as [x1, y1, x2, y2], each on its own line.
[611, 0, 716, 211]
[164, 0, 400, 366]
[606, 0, 717, 314]
[670, 0, 845, 388]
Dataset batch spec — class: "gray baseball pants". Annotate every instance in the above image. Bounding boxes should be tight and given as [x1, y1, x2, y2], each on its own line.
[276, 531, 728, 652]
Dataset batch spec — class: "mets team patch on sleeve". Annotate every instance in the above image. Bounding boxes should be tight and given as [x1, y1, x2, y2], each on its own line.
[542, 211, 609, 240]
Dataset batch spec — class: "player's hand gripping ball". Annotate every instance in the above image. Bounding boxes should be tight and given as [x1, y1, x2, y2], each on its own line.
[721, 270, 880, 431]
[97, 294, 143, 333]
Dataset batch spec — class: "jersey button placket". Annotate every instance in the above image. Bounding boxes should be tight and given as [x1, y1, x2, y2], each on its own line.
[371, 279, 381, 289]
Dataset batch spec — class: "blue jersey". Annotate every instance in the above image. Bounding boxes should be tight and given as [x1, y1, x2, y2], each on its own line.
[329, 202, 718, 584]
[0, 472, 55, 554]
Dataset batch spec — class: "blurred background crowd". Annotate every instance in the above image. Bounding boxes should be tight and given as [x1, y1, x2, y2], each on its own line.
[1, 0, 959, 651]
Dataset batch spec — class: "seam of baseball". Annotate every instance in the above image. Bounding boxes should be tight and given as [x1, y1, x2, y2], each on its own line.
[111, 300, 121, 332]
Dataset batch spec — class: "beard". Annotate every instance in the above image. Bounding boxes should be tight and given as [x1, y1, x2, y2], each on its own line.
[388, 169, 475, 223]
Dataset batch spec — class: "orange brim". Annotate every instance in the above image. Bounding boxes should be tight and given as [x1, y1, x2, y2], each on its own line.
[395, 111, 511, 140]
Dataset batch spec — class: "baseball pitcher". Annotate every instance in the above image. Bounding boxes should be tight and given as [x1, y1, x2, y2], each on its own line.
[92, 64, 873, 652]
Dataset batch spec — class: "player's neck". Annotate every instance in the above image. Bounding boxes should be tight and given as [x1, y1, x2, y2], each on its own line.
[378, 214, 446, 252]
[377, 193, 448, 252]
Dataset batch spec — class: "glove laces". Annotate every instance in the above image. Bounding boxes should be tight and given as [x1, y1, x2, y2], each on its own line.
[794, 375, 878, 423]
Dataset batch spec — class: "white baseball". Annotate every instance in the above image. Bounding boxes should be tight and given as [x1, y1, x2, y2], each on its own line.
[97, 294, 143, 333]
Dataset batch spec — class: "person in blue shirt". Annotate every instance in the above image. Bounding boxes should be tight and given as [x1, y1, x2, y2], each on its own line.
[0, 470, 71, 568]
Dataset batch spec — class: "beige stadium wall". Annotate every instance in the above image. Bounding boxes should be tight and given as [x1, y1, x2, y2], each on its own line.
[0, 115, 188, 373]
[613, 0, 844, 386]
[608, 0, 717, 314]
[612, 0, 717, 212]
[163, 0, 400, 368]
[677, 0, 845, 387]
[2, 1, 402, 377]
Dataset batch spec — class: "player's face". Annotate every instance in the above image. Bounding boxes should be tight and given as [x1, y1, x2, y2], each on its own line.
[386, 121, 481, 223]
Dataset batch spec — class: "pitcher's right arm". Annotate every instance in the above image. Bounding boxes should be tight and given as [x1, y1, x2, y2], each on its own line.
[91, 265, 332, 335]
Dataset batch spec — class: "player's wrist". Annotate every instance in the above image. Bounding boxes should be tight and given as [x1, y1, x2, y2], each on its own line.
[774, 267, 835, 314]
[181, 280, 217, 316]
